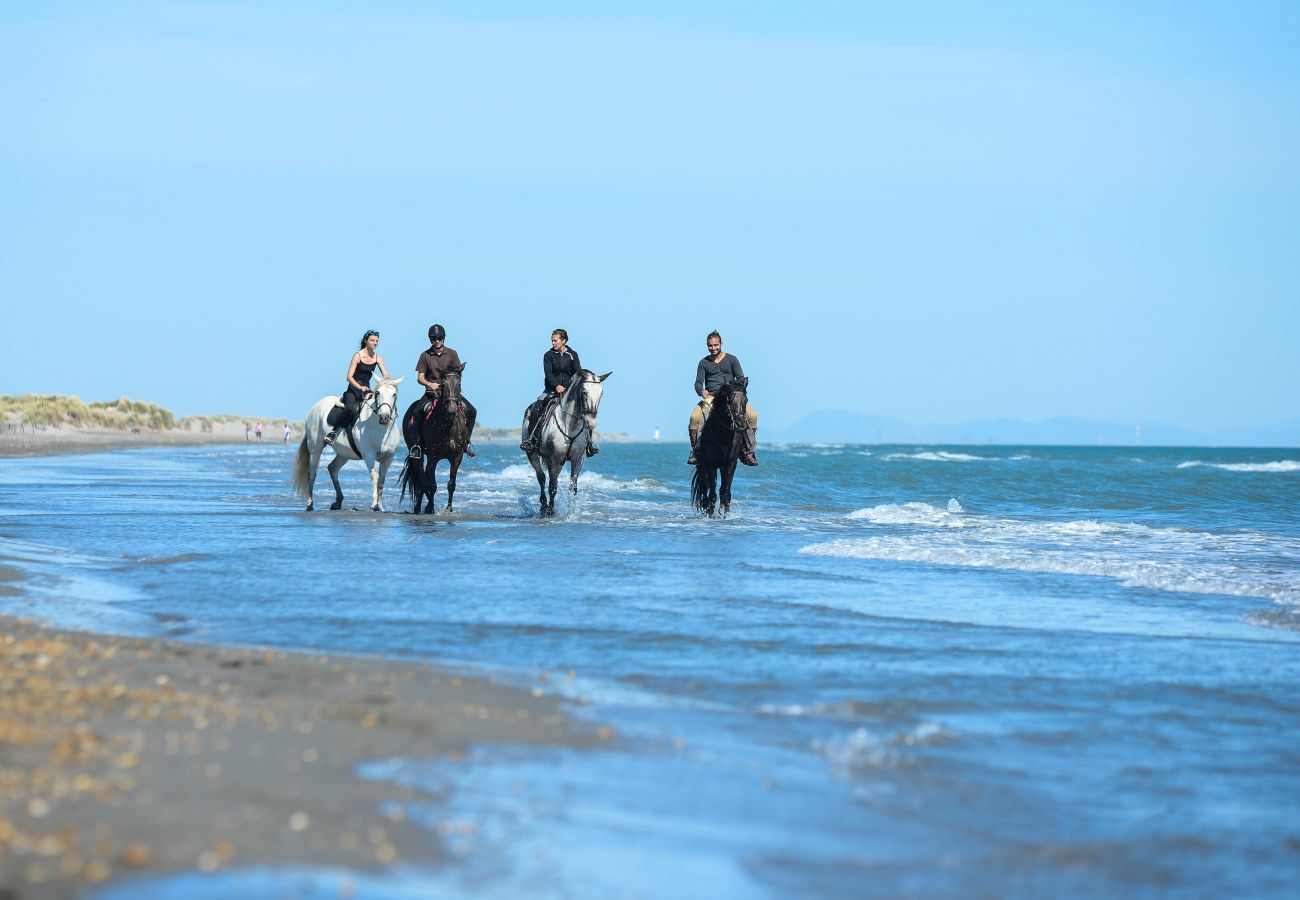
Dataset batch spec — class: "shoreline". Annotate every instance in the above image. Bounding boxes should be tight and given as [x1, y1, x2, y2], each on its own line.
[0, 573, 605, 898]
[0, 426, 300, 459]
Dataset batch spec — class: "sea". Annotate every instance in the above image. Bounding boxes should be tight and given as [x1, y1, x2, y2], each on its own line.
[2, 441, 1299, 898]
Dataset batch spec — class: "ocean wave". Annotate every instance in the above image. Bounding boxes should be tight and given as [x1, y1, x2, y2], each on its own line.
[813, 723, 948, 776]
[1177, 460, 1300, 473]
[884, 450, 987, 462]
[801, 511, 1300, 605]
[848, 500, 968, 527]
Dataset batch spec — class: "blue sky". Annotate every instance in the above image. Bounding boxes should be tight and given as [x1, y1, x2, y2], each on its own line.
[3, 1, 1298, 436]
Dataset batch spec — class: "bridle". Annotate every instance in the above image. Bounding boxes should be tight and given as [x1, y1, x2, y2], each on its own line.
[721, 389, 747, 434]
[551, 377, 601, 444]
[363, 383, 398, 430]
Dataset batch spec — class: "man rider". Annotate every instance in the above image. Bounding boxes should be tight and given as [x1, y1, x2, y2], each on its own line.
[402, 324, 477, 457]
[519, 328, 599, 457]
[688, 330, 758, 466]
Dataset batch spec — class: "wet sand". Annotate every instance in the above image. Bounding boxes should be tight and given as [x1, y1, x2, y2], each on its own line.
[0, 567, 605, 899]
[0, 424, 290, 458]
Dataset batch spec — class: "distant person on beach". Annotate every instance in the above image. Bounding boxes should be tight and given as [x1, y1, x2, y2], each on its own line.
[283, 423, 291, 445]
[401, 323, 477, 457]
[244, 422, 251, 442]
[688, 330, 758, 466]
[324, 330, 390, 446]
[519, 328, 599, 457]
[255, 421, 263, 441]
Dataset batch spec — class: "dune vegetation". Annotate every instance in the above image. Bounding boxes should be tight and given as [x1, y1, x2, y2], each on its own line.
[0, 394, 176, 430]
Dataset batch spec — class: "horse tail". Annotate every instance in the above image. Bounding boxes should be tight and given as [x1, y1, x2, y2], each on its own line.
[398, 455, 412, 504]
[691, 462, 710, 511]
[291, 437, 311, 498]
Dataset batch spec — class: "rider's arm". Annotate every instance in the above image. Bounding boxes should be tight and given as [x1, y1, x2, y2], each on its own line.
[377, 355, 390, 380]
[346, 353, 365, 392]
[544, 351, 560, 393]
[416, 354, 437, 391]
[695, 360, 708, 398]
[727, 355, 745, 386]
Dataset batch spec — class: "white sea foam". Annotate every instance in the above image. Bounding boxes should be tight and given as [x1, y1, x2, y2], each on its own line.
[803, 506, 1300, 605]
[813, 723, 948, 776]
[1178, 460, 1300, 473]
[848, 501, 971, 527]
[884, 450, 987, 462]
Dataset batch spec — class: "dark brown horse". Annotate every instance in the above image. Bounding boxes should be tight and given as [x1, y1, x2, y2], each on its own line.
[691, 380, 748, 517]
[398, 366, 469, 513]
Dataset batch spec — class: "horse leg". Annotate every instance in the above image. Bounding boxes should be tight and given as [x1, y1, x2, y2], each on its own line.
[546, 455, 564, 517]
[530, 455, 548, 516]
[376, 454, 394, 513]
[427, 457, 439, 515]
[306, 444, 322, 511]
[720, 460, 737, 517]
[364, 457, 381, 512]
[445, 454, 460, 513]
[568, 450, 585, 499]
[327, 455, 346, 510]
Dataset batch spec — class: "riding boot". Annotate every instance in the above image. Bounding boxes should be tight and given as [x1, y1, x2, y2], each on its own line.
[687, 428, 699, 465]
[519, 410, 538, 453]
[465, 443, 476, 458]
[586, 442, 599, 457]
[740, 427, 759, 466]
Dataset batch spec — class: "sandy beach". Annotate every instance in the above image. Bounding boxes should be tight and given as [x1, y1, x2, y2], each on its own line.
[0, 563, 605, 899]
[0, 422, 303, 459]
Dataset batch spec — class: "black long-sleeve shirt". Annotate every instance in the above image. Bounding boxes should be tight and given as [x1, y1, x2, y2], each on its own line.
[695, 353, 746, 397]
[544, 347, 583, 393]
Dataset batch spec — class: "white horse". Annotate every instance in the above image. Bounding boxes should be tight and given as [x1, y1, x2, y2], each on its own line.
[523, 370, 611, 517]
[292, 377, 404, 511]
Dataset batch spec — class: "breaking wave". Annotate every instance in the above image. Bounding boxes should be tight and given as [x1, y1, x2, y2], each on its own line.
[801, 503, 1300, 605]
[1177, 460, 1300, 473]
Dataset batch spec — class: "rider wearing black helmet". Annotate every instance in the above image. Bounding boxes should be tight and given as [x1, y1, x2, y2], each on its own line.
[519, 328, 599, 457]
[401, 323, 477, 457]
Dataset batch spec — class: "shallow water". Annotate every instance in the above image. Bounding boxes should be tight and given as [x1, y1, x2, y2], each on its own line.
[3, 442, 1300, 897]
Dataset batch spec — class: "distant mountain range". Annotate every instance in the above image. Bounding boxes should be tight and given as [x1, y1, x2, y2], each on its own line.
[764, 411, 1300, 448]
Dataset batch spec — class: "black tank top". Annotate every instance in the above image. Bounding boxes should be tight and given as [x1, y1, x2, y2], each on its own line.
[354, 359, 377, 385]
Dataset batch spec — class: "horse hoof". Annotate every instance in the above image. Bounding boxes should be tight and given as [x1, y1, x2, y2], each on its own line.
[330, 501, 343, 511]
[305, 504, 314, 512]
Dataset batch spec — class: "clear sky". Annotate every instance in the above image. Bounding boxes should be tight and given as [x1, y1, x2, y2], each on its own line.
[3, 1, 1298, 436]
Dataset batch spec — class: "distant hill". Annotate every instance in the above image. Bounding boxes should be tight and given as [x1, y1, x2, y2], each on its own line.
[765, 409, 1300, 448]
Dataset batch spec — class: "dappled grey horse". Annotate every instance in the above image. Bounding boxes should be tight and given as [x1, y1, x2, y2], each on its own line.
[521, 369, 611, 517]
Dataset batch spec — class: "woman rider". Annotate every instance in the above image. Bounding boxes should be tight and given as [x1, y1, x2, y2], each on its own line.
[324, 330, 390, 445]
[519, 328, 598, 456]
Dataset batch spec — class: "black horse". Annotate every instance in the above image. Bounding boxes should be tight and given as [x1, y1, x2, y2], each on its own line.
[691, 380, 749, 517]
[398, 366, 469, 513]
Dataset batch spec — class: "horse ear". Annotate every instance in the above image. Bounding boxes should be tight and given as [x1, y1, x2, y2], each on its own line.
[392, 376, 405, 385]
[458, 363, 467, 373]
[598, 371, 613, 382]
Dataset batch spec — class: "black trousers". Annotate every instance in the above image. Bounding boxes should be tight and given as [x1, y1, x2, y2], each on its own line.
[327, 385, 367, 429]
[403, 392, 477, 449]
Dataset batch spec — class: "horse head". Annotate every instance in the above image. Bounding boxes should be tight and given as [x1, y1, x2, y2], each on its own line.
[372, 377, 404, 425]
[714, 380, 747, 433]
[571, 370, 612, 431]
[440, 364, 465, 408]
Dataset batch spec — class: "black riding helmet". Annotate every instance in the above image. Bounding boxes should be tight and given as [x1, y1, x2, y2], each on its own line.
[429, 324, 446, 342]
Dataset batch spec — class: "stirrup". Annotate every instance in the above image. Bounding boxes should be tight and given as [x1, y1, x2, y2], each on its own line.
[324, 430, 337, 445]
[408, 444, 422, 459]
[586, 443, 599, 457]
[519, 439, 535, 454]
[464, 443, 476, 458]
[686, 448, 698, 466]
[740, 450, 759, 467]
